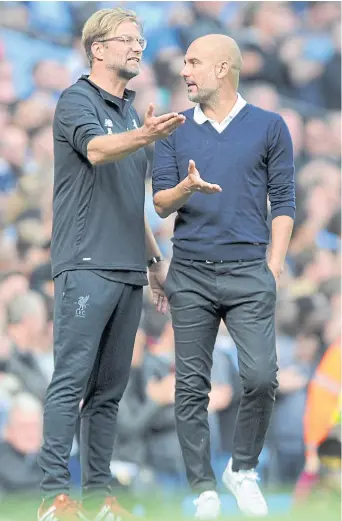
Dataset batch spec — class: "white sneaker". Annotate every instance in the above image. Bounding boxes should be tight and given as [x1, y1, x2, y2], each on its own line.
[222, 458, 268, 517]
[194, 491, 221, 520]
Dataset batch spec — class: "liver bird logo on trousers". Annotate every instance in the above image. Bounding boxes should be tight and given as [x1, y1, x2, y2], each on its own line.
[75, 295, 90, 318]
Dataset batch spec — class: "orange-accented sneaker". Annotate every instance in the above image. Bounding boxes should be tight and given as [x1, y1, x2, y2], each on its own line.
[37, 494, 82, 521]
[79, 496, 136, 521]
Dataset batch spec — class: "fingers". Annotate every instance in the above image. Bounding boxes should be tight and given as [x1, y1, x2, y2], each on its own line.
[146, 103, 155, 118]
[144, 110, 186, 140]
[146, 108, 186, 127]
[161, 296, 169, 314]
[168, 122, 185, 134]
[207, 183, 222, 193]
[156, 296, 163, 313]
[196, 182, 222, 194]
[188, 159, 196, 174]
[159, 115, 186, 132]
[153, 293, 168, 314]
[153, 293, 158, 307]
[155, 112, 184, 125]
[157, 295, 168, 314]
[156, 120, 185, 138]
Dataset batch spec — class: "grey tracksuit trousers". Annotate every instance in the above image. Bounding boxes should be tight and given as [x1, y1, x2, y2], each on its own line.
[38, 269, 142, 502]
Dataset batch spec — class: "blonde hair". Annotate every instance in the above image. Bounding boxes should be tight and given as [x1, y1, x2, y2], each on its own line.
[82, 8, 141, 66]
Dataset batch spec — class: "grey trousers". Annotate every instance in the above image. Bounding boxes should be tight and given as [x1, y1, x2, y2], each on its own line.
[38, 269, 143, 502]
[164, 258, 278, 493]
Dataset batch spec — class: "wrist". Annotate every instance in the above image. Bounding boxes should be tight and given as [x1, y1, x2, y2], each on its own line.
[136, 126, 153, 146]
[268, 259, 284, 276]
[269, 257, 284, 268]
[181, 177, 196, 194]
[147, 255, 163, 269]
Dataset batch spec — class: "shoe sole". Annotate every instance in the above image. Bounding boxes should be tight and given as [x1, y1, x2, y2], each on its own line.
[194, 498, 221, 520]
[222, 472, 268, 517]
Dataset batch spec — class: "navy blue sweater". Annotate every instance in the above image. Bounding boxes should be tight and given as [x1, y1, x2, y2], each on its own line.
[152, 104, 295, 262]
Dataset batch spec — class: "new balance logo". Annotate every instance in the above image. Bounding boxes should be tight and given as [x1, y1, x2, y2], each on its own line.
[104, 119, 113, 134]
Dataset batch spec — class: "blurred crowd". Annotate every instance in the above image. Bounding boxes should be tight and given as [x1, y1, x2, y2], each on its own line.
[0, 0, 341, 502]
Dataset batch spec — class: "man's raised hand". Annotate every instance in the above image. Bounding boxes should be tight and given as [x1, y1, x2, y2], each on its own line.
[185, 160, 222, 194]
[142, 103, 186, 143]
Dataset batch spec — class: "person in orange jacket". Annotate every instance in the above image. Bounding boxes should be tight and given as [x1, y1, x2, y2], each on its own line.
[294, 338, 341, 501]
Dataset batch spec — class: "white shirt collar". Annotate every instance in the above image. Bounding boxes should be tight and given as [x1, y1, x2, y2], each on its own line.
[193, 93, 247, 126]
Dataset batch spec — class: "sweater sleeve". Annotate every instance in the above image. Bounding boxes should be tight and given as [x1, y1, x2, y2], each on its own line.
[267, 116, 296, 220]
[55, 90, 105, 159]
[152, 132, 180, 196]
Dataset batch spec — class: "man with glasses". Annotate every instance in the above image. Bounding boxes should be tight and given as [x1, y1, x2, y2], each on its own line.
[37, 8, 185, 521]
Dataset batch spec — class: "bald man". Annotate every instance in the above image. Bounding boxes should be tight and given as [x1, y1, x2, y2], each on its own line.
[152, 34, 295, 519]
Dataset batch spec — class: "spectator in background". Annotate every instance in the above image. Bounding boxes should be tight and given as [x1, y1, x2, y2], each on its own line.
[246, 83, 280, 112]
[295, 338, 341, 501]
[29, 262, 54, 316]
[238, 2, 296, 96]
[211, 326, 242, 458]
[32, 60, 72, 100]
[12, 93, 55, 134]
[4, 291, 49, 402]
[0, 272, 29, 308]
[143, 320, 183, 479]
[29, 262, 54, 381]
[0, 393, 43, 499]
[176, 2, 228, 51]
[0, 372, 22, 440]
[112, 322, 178, 490]
[209, 340, 239, 480]
[0, 126, 29, 183]
[281, 2, 340, 108]
[278, 108, 306, 170]
[65, 37, 90, 83]
[15, 218, 51, 276]
[290, 161, 340, 256]
[328, 112, 341, 161]
[268, 333, 320, 486]
[30, 125, 54, 170]
[304, 118, 337, 159]
[0, 58, 17, 105]
[0, 104, 10, 134]
[319, 21, 341, 110]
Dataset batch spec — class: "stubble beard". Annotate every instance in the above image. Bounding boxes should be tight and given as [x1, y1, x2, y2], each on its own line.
[106, 62, 140, 81]
[188, 87, 217, 104]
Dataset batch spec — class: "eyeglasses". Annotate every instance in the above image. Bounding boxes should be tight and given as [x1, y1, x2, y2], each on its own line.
[98, 35, 147, 51]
